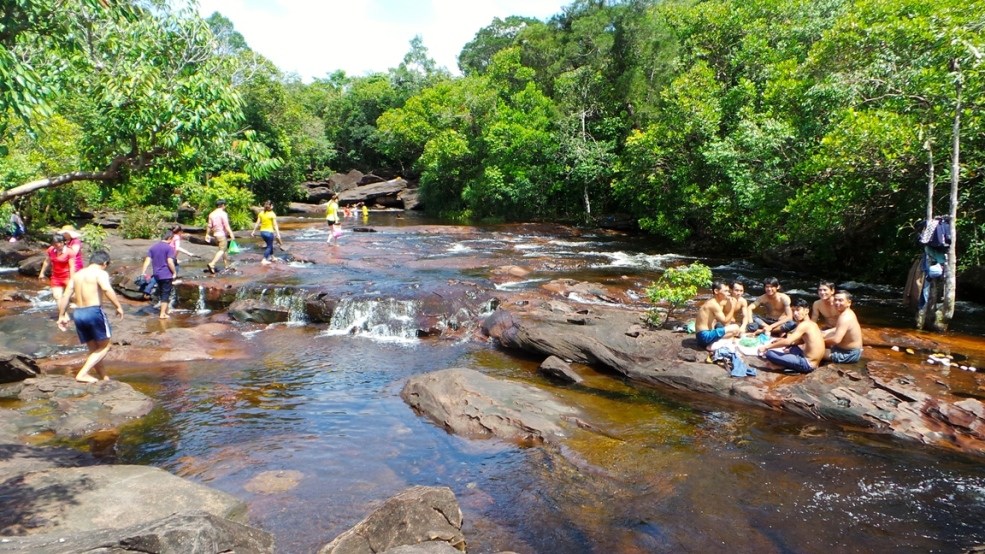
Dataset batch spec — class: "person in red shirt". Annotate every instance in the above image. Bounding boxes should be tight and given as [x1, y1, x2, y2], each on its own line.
[38, 233, 74, 301]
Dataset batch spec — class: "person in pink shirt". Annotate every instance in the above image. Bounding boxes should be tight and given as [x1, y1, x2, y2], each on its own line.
[59, 225, 85, 272]
[204, 199, 235, 274]
[169, 225, 198, 278]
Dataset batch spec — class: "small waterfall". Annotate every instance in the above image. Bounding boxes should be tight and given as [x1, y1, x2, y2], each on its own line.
[269, 287, 308, 325]
[326, 298, 420, 341]
[26, 289, 57, 313]
[195, 285, 209, 314]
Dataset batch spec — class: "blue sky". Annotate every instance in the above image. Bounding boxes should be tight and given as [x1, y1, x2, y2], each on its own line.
[196, 0, 571, 80]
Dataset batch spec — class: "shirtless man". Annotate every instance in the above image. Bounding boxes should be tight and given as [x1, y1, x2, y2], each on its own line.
[811, 281, 838, 329]
[56, 250, 125, 383]
[695, 281, 742, 349]
[758, 297, 824, 373]
[724, 280, 748, 327]
[823, 291, 863, 364]
[744, 277, 794, 336]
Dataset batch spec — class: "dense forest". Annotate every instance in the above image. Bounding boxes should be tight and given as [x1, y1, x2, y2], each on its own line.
[1, 0, 983, 283]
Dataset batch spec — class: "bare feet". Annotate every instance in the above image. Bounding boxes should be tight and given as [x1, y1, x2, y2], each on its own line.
[76, 374, 98, 384]
[159, 314, 170, 319]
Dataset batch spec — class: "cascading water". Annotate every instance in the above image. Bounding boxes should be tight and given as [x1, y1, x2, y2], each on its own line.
[325, 298, 421, 342]
[269, 287, 308, 325]
[195, 285, 209, 314]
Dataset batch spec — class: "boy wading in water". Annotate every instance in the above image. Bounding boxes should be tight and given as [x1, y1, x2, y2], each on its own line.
[56, 250, 124, 383]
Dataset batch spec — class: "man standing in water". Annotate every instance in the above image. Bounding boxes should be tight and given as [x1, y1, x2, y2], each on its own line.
[758, 297, 825, 373]
[695, 281, 743, 349]
[141, 230, 176, 319]
[824, 291, 863, 363]
[205, 199, 234, 273]
[56, 250, 124, 383]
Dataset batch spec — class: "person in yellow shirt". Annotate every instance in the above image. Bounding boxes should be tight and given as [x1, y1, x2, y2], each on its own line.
[325, 193, 341, 245]
[251, 200, 282, 264]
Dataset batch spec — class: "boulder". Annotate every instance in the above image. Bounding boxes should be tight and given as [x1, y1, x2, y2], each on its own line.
[0, 512, 274, 553]
[398, 188, 421, 211]
[318, 486, 465, 554]
[401, 368, 584, 445]
[288, 202, 328, 215]
[338, 178, 409, 208]
[228, 298, 291, 324]
[0, 348, 40, 383]
[539, 355, 583, 385]
[0, 465, 247, 536]
[0, 444, 94, 481]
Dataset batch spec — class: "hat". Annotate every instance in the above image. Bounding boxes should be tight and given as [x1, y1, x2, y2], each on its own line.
[216, 199, 226, 206]
[59, 225, 81, 239]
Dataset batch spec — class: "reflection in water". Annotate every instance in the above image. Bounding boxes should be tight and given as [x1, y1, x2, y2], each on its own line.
[3, 217, 985, 552]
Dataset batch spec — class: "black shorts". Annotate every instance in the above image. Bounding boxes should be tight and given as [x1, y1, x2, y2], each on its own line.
[157, 278, 173, 301]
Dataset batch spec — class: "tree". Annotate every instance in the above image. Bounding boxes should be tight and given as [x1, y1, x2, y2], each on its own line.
[0, 3, 277, 208]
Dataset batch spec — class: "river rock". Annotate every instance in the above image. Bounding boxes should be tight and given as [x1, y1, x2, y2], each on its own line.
[484, 303, 985, 457]
[0, 444, 94, 480]
[228, 298, 291, 324]
[318, 486, 465, 554]
[0, 512, 274, 554]
[539, 355, 583, 385]
[0, 347, 39, 383]
[0, 465, 247, 536]
[338, 178, 409, 208]
[402, 367, 584, 444]
[0, 376, 154, 441]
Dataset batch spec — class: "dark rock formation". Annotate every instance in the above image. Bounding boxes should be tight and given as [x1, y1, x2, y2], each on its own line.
[0, 348, 39, 383]
[539, 355, 583, 385]
[402, 367, 584, 445]
[484, 303, 985, 457]
[228, 298, 292, 324]
[318, 486, 465, 554]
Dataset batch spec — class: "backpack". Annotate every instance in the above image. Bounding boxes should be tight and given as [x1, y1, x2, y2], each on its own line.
[919, 217, 951, 251]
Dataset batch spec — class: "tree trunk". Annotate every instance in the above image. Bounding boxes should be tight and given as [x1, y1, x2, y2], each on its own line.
[924, 137, 935, 223]
[940, 61, 962, 329]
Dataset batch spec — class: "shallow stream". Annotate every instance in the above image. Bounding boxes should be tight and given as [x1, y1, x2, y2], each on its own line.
[2, 214, 984, 553]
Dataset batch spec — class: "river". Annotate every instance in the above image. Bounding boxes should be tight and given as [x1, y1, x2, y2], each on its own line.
[2, 213, 984, 553]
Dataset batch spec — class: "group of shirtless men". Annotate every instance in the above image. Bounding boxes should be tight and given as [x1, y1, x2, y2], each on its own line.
[694, 277, 863, 374]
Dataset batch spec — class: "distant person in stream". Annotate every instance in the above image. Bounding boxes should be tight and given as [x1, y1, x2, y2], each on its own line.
[39, 233, 74, 302]
[141, 230, 176, 319]
[59, 225, 85, 272]
[169, 225, 197, 278]
[8, 211, 25, 242]
[205, 199, 235, 274]
[325, 193, 341, 245]
[823, 291, 863, 364]
[744, 277, 794, 336]
[811, 281, 838, 329]
[758, 297, 825, 374]
[695, 281, 742, 349]
[251, 200, 282, 265]
[56, 250, 125, 383]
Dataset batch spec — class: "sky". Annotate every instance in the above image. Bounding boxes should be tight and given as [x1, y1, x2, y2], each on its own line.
[195, 0, 571, 81]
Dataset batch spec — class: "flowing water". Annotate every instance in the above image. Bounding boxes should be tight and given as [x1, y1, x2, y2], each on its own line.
[2, 214, 985, 553]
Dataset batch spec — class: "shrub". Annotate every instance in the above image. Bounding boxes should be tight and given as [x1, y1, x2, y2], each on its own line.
[645, 262, 713, 325]
[120, 206, 170, 239]
[80, 224, 108, 254]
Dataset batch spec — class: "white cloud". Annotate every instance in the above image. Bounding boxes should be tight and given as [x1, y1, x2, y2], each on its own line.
[196, 0, 569, 80]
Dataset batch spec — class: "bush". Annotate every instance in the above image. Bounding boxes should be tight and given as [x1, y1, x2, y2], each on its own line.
[80, 224, 108, 255]
[177, 172, 255, 230]
[120, 206, 170, 239]
[645, 262, 713, 324]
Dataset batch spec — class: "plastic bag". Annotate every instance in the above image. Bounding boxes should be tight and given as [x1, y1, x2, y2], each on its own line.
[227, 239, 241, 254]
[333, 228, 343, 239]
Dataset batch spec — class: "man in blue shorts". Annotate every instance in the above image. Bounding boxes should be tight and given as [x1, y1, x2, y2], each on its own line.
[56, 250, 125, 383]
[695, 281, 742, 349]
[824, 291, 863, 364]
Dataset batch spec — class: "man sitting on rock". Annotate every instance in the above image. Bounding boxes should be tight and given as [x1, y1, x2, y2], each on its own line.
[744, 277, 794, 336]
[695, 281, 742, 349]
[758, 297, 824, 373]
[823, 291, 863, 364]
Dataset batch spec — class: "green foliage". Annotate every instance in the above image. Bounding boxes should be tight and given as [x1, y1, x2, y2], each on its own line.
[645, 262, 713, 322]
[178, 172, 255, 230]
[120, 206, 170, 240]
[80, 223, 108, 254]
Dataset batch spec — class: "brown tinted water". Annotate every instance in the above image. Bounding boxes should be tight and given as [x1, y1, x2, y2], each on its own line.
[2, 215, 984, 553]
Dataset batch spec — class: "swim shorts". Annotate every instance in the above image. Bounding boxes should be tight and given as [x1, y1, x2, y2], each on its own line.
[156, 278, 173, 303]
[73, 306, 111, 344]
[696, 327, 726, 348]
[828, 346, 862, 364]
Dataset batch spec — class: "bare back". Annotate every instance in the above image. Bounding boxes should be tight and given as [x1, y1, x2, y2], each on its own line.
[695, 297, 727, 331]
[798, 320, 826, 367]
[69, 265, 115, 308]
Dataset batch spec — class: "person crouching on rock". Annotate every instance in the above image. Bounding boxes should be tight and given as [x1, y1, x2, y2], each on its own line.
[695, 281, 742, 350]
[758, 297, 824, 374]
[56, 250, 125, 383]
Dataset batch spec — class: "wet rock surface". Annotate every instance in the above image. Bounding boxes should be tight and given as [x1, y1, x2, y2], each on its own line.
[483, 301, 985, 457]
